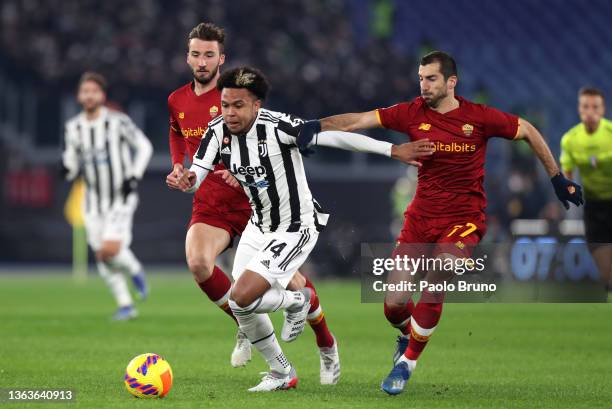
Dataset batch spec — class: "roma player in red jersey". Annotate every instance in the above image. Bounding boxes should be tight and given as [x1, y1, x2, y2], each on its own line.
[297, 51, 583, 395]
[166, 23, 339, 382]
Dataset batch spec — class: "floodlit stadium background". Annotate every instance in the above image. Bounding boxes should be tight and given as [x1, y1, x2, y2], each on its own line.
[1, 0, 610, 275]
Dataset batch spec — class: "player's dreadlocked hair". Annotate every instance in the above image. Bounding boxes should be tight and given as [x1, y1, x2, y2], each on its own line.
[421, 51, 458, 80]
[188, 22, 225, 51]
[217, 67, 269, 100]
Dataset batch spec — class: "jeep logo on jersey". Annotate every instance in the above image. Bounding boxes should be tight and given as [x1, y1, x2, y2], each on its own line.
[258, 141, 268, 157]
[231, 163, 267, 177]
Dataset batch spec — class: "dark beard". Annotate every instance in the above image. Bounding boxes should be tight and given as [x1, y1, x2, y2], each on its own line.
[423, 91, 446, 108]
[193, 65, 218, 85]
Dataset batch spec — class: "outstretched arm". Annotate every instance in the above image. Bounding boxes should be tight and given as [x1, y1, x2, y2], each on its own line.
[315, 131, 434, 166]
[320, 111, 382, 132]
[516, 118, 583, 209]
[297, 111, 382, 155]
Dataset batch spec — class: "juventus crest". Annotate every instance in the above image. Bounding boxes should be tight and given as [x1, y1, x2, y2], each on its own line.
[258, 140, 268, 157]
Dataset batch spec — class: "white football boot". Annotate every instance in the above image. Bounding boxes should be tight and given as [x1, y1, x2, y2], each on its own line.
[230, 330, 252, 367]
[248, 366, 298, 392]
[319, 336, 340, 385]
[281, 288, 312, 342]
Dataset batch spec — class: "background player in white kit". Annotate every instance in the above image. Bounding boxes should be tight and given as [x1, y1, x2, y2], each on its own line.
[176, 66, 435, 391]
[61, 72, 153, 320]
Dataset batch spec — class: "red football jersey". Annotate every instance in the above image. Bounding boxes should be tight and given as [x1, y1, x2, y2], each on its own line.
[168, 83, 250, 211]
[377, 96, 519, 218]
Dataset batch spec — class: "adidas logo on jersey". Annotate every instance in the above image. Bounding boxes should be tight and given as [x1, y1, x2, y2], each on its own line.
[221, 146, 231, 155]
[231, 163, 266, 177]
[260, 260, 270, 269]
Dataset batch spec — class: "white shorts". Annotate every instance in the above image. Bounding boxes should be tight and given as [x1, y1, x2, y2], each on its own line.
[232, 221, 319, 289]
[84, 200, 137, 251]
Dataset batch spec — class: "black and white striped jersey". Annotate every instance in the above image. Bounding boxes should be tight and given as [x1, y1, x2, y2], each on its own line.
[62, 107, 153, 215]
[191, 108, 328, 233]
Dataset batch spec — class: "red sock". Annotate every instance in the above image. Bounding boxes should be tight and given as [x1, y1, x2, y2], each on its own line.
[405, 300, 443, 360]
[384, 300, 414, 335]
[197, 266, 237, 325]
[304, 277, 335, 348]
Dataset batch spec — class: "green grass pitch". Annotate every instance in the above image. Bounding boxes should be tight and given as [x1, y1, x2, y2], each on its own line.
[1, 274, 611, 408]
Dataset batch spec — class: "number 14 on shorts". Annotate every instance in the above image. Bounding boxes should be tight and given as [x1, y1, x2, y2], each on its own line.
[264, 239, 287, 258]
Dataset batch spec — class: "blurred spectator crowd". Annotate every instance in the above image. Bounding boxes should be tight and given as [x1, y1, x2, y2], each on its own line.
[1, 0, 417, 117]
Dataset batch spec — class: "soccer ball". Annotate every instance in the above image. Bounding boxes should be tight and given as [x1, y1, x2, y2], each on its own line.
[124, 353, 173, 398]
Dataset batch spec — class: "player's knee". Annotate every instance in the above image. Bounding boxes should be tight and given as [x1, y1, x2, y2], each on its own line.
[230, 286, 256, 309]
[384, 290, 409, 308]
[187, 254, 215, 281]
[97, 246, 120, 262]
[98, 240, 122, 261]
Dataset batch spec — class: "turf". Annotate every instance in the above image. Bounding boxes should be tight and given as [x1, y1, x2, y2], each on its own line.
[1, 274, 611, 408]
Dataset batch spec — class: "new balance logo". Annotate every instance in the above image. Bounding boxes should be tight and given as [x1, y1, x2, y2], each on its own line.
[260, 260, 270, 269]
[221, 146, 231, 155]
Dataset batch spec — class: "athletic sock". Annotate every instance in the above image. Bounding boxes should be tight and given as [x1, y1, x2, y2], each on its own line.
[397, 355, 418, 372]
[197, 266, 236, 324]
[245, 287, 307, 314]
[404, 300, 443, 361]
[304, 278, 335, 348]
[97, 261, 132, 307]
[228, 302, 290, 375]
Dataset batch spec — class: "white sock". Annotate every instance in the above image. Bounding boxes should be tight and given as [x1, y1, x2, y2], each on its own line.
[229, 301, 291, 374]
[397, 355, 417, 372]
[108, 248, 142, 276]
[257, 333, 291, 374]
[246, 288, 306, 314]
[97, 261, 133, 307]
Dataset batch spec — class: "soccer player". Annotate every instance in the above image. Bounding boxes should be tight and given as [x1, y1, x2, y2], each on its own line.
[165, 23, 342, 381]
[560, 87, 612, 300]
[297, 51, 584, 395]
[175, 66, 432, 391]
[61, 72, 153, 320]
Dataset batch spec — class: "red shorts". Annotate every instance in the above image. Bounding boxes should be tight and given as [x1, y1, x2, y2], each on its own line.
[395, 210, 487, 259]
[188, 198, 251, 242]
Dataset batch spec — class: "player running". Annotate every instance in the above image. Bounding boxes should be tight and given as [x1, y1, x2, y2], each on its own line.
[165, 23, 341, 381]
[560, 87, 612, 300]
[61, 72, 153, 320]
[175, 66, 432, 391]
[297, 51, 584, 395]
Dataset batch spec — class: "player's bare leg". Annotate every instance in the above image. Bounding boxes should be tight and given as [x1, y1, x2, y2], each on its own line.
[186, 223, 234, 316]
[229, 270, 312, 391]
[382, 253, 453, 395]
[96, 240, 138, 321]
[186, 222, 251, 367]
[286, 272, 340, 385]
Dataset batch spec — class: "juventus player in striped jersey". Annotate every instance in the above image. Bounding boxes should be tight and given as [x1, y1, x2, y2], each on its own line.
[166, 23, 341, 379]
[61, 72, 153, 320]
[176, 67, 434, 391]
